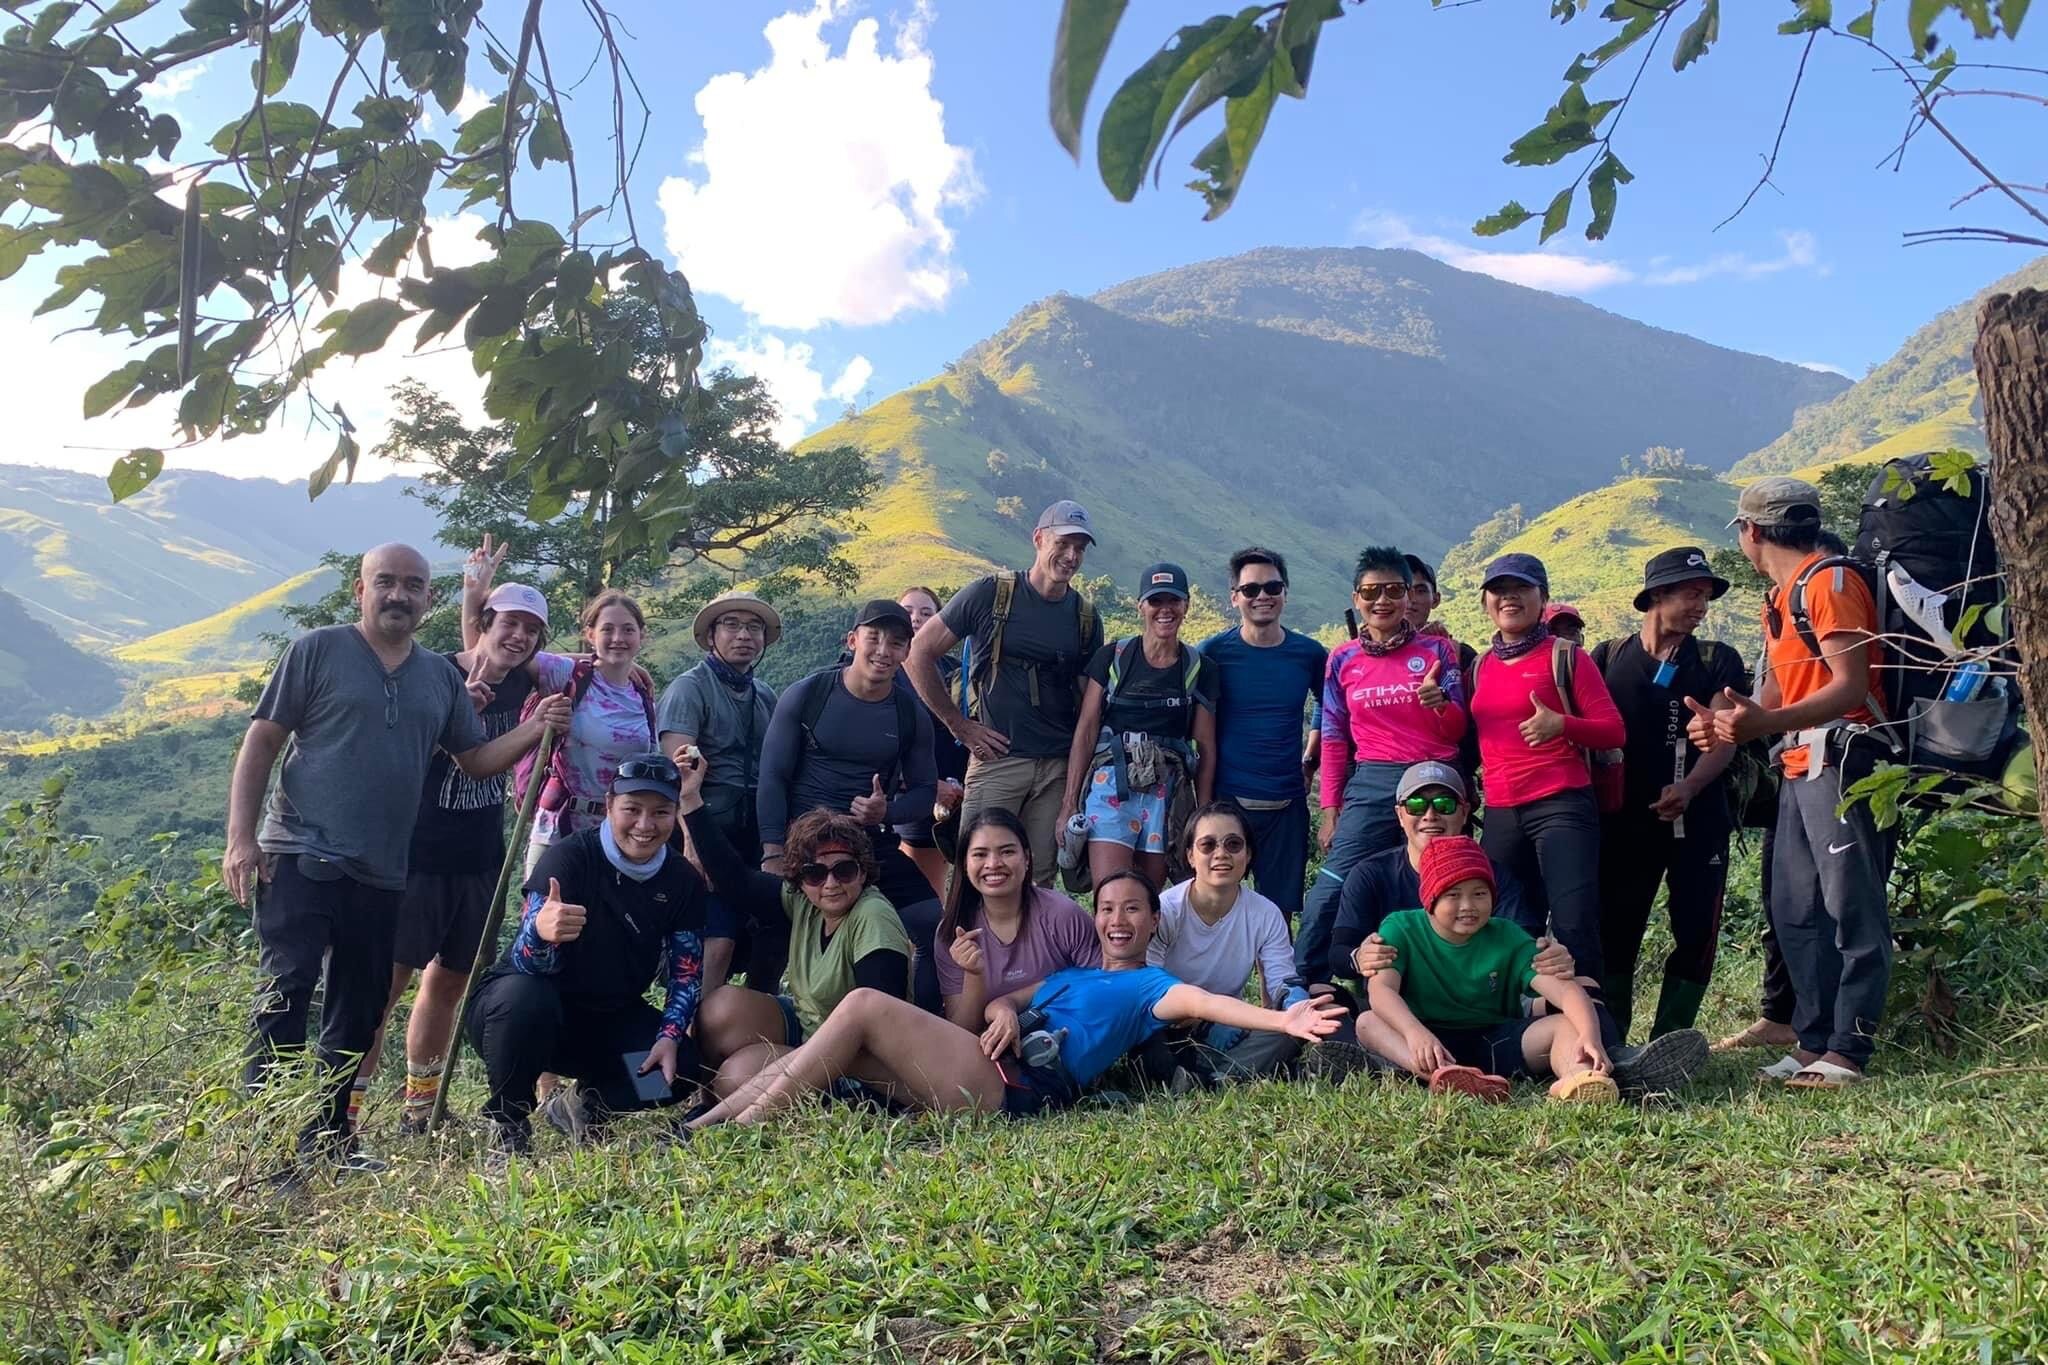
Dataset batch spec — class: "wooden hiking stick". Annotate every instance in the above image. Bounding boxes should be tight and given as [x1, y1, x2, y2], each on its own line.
[429, 727, 555, 1132]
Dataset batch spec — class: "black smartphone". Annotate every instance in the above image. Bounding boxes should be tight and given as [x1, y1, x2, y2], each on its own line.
[620, 1050, 672, 1102]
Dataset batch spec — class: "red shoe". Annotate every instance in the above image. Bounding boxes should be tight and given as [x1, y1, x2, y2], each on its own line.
[1427, 1065, 1509, 1103]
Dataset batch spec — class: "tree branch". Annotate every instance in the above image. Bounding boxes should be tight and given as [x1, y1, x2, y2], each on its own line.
[1716, 29, 1815, 232]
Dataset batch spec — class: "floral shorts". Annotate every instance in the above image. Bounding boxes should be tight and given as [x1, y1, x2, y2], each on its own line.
[1081, 765, 1170, 852]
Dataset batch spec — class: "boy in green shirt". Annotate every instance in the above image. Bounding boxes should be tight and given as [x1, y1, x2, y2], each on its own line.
[1358, 835, 1618, 1103]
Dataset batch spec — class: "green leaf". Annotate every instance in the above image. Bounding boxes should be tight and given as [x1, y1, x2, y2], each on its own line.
[527, 485, 570, 521]
[1097, 12, 1254, 202]
[308, 0, 378, 37]
[92, 0, 161, 30]
[252, 19, 303, 97]
[308, 429, 358, 500]
[33, 2, 83, 45]
[321, 298, 409, 355]
[1779, 0, 1833, 34]
[364, 223, 418, 278]
[1472, 200, 1536, 236]
[106, 448, 163, 503]
[1672, 0, 1719, 69]
[0, 224, 47, 281]
[1274, 0, 1340, 96]
[554, 250, 595, 322]
[453, 101, 504, 156]
[1186, 44, 1289, 220]
[499, 219, 566, 279]
[2000, 0, 2031, 37]
[464, 287, 531, 344]
[1049, 0, 1130, 158]
[1584, 150, 1633, 240]
[83, 360, 147, 418]
[528, 106, 569, 168]
[1848, 2, 1878, 37]
[1539, 186, 1573, 243]
[1163, 25, 1273, 170]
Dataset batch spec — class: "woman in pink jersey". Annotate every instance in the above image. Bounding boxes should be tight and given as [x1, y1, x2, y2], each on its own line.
[1296, 547, 1468, 983]
[1467, 553, 1624, 999]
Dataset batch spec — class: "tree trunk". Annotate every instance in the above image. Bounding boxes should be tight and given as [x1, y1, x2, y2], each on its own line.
[1973, 289, 2048, 838]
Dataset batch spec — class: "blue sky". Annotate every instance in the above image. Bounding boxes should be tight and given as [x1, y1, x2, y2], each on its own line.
[6, 0, 2044, 479]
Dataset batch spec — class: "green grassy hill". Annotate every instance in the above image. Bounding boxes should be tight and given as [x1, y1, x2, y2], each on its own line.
[0, 464, 439, 645]
[1733, 254, 2048, 477]
[805, 246, 1844, 629]
[0, 587, 126, 729]
[112, 567, 338, 672]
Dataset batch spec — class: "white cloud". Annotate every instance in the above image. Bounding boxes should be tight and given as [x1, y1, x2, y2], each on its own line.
[139, 57, 211, 104]
[1353, 211, 1634, 294]
[1640, 230, 1821, 285]
[705, 334, 873, 444]
[454, 84, 494, 120]
[657, 0, 977, 329]
[1, 214, 495, 482]
[1353, 213, 1824, 297]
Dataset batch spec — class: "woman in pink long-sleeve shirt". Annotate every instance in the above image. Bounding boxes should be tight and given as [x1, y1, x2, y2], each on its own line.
[1468, 552, 1624, 999]
[1296, 548, 1468, 976]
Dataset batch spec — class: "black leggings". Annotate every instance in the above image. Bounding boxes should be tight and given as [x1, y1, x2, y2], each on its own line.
[1597, 814, 1728, 1037]
[1481, 786, 1604, 989]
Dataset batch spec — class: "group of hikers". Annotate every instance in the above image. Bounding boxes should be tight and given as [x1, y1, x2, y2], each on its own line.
[224, 477, 1915, 1167]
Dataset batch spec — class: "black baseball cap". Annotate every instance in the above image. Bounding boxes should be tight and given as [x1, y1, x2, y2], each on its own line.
[1137, 562, 1190, 601]
[1634, 546, 1732, 612]
[611, 752, 682, 800]
[852, 598, 915, 638]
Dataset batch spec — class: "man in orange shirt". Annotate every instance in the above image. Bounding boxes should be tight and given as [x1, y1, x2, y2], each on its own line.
[1688, 478, 1896, 1089]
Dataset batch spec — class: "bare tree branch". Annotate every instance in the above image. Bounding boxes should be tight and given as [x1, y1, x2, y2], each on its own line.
[1716, 30, 1816, 231]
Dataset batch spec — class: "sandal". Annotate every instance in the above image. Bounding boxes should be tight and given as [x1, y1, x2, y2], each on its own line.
[1785, 1059, 1865, 1090]
[1549, 1071, 1620, 1104]
[1713, 1019, 1799, 1052]
[1427, 1065, 1510, 1103]
[1756, 1054, 1806, 1082]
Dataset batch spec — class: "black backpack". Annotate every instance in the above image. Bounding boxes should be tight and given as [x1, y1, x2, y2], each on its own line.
[1782, 452, 2020, 780]
[796, 666, 920, 801]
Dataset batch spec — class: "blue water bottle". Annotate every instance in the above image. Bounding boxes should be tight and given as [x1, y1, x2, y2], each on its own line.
[1943, 661, 1989, 703]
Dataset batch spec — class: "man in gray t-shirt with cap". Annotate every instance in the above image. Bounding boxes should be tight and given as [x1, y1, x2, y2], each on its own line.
[906, 500, 1104, 886]
[222, 543, 561, 1162]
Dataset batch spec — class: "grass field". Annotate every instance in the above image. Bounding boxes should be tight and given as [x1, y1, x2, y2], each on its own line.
[55, 941, 2048, 1364]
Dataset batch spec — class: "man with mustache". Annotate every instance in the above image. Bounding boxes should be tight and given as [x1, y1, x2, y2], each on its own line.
[908, 501, 1104, 887]
[224, 543, 563, 1172]
[1591, 548, 1745, 1042]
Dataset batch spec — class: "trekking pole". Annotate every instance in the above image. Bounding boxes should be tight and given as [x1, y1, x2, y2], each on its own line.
[429, 728, 556, 1132]
[1345, 608, 1360, 640]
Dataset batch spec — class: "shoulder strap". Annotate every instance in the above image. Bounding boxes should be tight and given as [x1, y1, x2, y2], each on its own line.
[796, 668, 835, 751]
[1550, 641, 1580, 718]
[891, 684, 917, 790]
[1105, 637, 1137, 703]
[1076, 590, 1096, 651]
[1785, 555, 1850, 665]
[1590, 637, 1618, 673]
[968, 572, 1018, 721]
[567, 656, 598, 708]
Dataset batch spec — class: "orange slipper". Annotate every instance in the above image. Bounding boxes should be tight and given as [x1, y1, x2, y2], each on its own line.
[1428, 1065, 1510, 1103]
[1549, 1071, 1620, 1104]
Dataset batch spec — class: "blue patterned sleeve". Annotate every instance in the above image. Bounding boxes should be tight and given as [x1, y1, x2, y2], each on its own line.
[510, 891, 561, 975]
[659, 930, 704, 1040]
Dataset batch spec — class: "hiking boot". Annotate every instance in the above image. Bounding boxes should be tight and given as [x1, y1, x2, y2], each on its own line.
[334, 1143, 389, 1176]
[485, 1120, 532, 1173]
[1611, 1028, 1709, 1099]
[396, 1110, 430, 1139]
[541, 1085, 597, 1143]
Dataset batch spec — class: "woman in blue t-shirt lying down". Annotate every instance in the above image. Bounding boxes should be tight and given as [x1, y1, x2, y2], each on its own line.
[686, 869, 1346, 1127]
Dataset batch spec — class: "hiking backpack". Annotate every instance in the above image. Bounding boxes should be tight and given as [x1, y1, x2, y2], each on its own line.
[1589, 635, 1776, 829]
[1781, 453, 2020, 780]
[961, 570, 1098, 722]
[795, 666, 920, 802]
[513, 658, 659, 812]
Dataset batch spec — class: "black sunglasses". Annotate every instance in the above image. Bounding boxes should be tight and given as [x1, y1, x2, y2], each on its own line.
[1234, 580, 1286, 598]
[1354, 582, 1409, 602]
[1401, 794, 1461, 816]
[616, 755, 681, 784]
[798, 858, 863, 887]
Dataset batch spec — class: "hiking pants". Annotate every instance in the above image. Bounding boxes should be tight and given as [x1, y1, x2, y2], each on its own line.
[1756, 822, 1796, 1025]
[1773, 739, 1898, 1070]
[1296, 761, 1408, 981]
[468, 972, 694, 1127]
[1597, 812, 1729, 1039]
[1481, 786, 1605, 991]
[243, 857, 402, 1142]
[1234, 798, 1310, 922]
[960, 753, 1067, 887]
[873, 837, 945, 1015]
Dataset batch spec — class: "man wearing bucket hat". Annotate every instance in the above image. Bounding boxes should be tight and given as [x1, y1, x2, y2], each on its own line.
[658, 591, 783, 991]
[1587, 547, 1747, 1044]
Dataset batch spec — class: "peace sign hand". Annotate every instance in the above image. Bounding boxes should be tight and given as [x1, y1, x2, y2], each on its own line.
[463, 653, 495, 712]
[464, 533, 509, 587]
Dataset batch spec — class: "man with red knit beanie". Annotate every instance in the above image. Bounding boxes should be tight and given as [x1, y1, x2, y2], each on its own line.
[1354, 836, 1620, 1104]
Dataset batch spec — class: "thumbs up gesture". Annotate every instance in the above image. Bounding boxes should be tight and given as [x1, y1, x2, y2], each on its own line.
[536, 877, 587, 944]
[1712, 687, 1769, 746]
[1416, 658, 1447, 711]
[1520, 690, 1566, 746]
[849, 773, 890, 825]
[1683, 695, 1721, 752]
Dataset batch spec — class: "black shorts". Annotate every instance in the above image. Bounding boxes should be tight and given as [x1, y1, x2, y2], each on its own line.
[393, 870, 494, 973]
[997, 1058, 1081, 1118]
[893, 817, 937, 849]
[1432, 1017, 1538, 1079]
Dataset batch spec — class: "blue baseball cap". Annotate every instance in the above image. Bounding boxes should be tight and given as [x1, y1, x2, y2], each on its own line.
[1137, 562, 1190, 601]
[1481, 552, 1549, 594]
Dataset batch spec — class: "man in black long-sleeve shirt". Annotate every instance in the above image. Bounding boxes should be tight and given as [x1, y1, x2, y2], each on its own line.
[756, 599, 943, 1010]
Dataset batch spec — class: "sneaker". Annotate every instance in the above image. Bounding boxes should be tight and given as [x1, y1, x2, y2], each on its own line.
[1300, 1038, 1378, 1083]
[334, 1145, 389, 1176]
[396, 1110, 431, 1138]
[1610, 1028, 1708, 1099]
[541, 1086, 596, 1143]
[485, 1120, 532, 1173]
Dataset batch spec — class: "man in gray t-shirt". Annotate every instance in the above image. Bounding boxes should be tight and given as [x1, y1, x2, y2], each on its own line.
[224, 543, 563, 1157]
[906, 500, 1103, 887]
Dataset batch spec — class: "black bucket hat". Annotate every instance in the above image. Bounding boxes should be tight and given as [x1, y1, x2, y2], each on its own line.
[1634, 546, 1731, 612]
